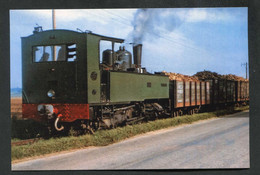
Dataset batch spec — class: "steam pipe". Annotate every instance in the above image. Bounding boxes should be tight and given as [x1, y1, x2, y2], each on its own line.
[133, 44, 142, 68]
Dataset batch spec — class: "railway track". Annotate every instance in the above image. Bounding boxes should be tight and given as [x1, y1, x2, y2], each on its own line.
[11, 138, 42, 146]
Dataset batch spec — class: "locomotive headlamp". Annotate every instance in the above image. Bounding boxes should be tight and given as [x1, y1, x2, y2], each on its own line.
[38, 104, 54, 116]
[47, 89, 55, 98]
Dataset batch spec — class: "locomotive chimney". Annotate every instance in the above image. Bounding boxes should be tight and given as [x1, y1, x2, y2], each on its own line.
[133, 44, 142, 68]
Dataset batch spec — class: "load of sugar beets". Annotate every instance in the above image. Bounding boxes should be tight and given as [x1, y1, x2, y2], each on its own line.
[21, 28, 249, 136]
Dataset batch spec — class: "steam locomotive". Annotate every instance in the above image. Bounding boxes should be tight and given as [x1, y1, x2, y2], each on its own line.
[22, 27, 249, 134]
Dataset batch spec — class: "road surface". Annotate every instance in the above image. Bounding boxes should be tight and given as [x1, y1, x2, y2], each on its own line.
[12, 110, 249, 170]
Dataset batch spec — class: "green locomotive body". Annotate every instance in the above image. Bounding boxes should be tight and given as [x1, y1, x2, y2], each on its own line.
[109, 71, 169, 103]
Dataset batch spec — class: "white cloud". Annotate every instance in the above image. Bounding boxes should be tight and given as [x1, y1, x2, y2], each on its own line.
[20, 9, 52, 17]
[21, 9, 136, 25]
[176, 8, 236, 23]
[56, 9, 108, 24]
[185, 9, 208, 22]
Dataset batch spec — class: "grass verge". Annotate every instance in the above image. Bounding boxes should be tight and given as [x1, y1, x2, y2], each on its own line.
[12, 105, 249, 162]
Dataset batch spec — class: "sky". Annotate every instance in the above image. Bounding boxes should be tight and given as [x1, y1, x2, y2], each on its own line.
[10, 8, 248, 88]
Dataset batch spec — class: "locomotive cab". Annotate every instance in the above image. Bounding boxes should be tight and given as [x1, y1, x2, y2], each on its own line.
[22, 30, 93, 126]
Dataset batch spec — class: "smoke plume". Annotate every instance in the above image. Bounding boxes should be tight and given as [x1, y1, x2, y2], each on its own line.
[130, 9, 183, 45]
[132, 9, 158, 44]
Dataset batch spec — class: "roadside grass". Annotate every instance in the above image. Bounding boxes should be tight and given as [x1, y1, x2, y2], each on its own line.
[12, 105, 249, 161]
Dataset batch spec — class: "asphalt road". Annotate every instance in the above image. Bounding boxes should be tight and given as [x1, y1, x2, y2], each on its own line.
[12, 110, 249, 170]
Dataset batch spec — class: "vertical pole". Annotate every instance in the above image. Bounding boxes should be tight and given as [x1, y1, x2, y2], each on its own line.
[241, 62, 248, 80]
[112, 42, 115, 70]
[52, 9, 56, 29]
[52, 9, 56, 61]
[246, 62, 248, 79]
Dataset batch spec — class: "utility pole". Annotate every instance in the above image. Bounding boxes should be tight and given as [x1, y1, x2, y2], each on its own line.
[241, 62, 248, 79]
[52, 9, 56, 61]
[52, 9, 56, 30]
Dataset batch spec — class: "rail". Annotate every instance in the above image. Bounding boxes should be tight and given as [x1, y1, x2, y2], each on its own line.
[11, 138, 42, 146]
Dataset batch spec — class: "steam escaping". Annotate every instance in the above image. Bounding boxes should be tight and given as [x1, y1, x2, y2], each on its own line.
[132, 9, 158, 45]
[130, 9, 183, 45]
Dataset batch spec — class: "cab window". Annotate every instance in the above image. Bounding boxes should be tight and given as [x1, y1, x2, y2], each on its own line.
[33, 44, 77, 62]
